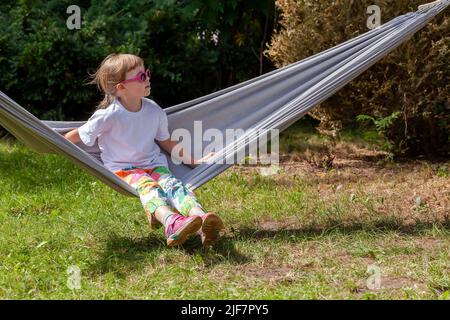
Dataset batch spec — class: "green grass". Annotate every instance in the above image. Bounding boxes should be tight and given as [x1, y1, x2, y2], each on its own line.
[0, 133, 449, 299]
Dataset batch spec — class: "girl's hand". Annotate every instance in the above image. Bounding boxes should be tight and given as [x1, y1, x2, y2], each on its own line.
[193, 151, 216, 166]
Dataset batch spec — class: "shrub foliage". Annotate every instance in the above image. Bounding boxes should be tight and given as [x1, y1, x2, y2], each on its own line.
[267, 0, 449, 156]
[0, 0, 275, 120]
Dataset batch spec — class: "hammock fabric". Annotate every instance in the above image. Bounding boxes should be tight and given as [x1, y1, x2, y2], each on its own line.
[0, 1, 449, 197]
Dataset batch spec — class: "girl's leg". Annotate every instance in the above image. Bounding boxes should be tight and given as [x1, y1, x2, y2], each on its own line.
[116, 168, 172, 228]
[115, 168, 202, 247]
[150, 166, 205, 216]
[151, 166, 224, 247]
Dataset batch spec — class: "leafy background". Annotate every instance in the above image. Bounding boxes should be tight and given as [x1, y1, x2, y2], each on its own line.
[1, 0, 448, 157]
[0, 0, 276, 120]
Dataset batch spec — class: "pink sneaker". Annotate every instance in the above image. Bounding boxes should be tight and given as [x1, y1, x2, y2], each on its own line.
[165, 214, 202, 247]
[199, 212, 224, 248]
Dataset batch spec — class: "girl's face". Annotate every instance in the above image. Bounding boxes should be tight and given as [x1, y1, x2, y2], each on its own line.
[116, 64, 151, 98]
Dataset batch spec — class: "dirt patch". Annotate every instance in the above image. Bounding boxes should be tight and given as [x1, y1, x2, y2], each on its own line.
[231, 154, 450, 223]
[235, 264, 298, 284]
[356, 276, 429, 295]
[379, 277, 427, 291]
[257, 219, 299, 231]
[416, 237, 449, 251]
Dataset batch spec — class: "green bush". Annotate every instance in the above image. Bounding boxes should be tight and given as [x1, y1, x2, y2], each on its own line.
[266, 0, 449, 157]
[0, 0, 275, 121]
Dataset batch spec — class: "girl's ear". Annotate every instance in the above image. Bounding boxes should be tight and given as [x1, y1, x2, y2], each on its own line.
[115, 83, 126, 92]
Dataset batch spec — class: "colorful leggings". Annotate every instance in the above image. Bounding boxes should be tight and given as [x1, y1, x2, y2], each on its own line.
[114, 166, 203, 218]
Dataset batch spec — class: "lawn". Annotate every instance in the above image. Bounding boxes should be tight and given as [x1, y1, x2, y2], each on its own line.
[0, 124, 449, 299]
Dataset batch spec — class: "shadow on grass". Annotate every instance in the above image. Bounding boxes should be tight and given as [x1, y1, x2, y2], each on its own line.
[184, 236, 251, 267]
[89, 232, 250, 276]
[234, 219, 450, 242]
[86, 217, 450, 276]
[88, 232, 164, 277]
[0, 140, 86, 193]
[96, 217, 449, 274]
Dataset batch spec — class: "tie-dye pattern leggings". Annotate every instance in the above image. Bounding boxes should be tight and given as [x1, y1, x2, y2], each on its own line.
[114, 166, 204, 227]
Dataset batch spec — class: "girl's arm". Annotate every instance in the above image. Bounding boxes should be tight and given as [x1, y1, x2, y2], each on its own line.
[157, 139, 214, 168]
[64, 128, 81, 144]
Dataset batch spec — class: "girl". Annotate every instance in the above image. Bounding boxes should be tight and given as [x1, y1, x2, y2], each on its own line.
[64, 53, 223, 248]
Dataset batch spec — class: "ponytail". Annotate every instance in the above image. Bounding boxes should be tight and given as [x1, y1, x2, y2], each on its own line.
[98, 93, 115, 110]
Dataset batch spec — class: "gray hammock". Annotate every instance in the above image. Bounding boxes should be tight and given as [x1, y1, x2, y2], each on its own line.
[0, 1, 448, 197]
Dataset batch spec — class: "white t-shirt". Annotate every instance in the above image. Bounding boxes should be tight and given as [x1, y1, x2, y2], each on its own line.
[78, 98, 171, 172]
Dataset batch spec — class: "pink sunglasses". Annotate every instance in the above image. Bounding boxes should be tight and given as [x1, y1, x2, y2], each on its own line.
[120, 69, 151, 84]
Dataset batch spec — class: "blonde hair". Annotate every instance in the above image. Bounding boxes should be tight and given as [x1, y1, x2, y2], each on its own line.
[89, 53, 144, 109]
